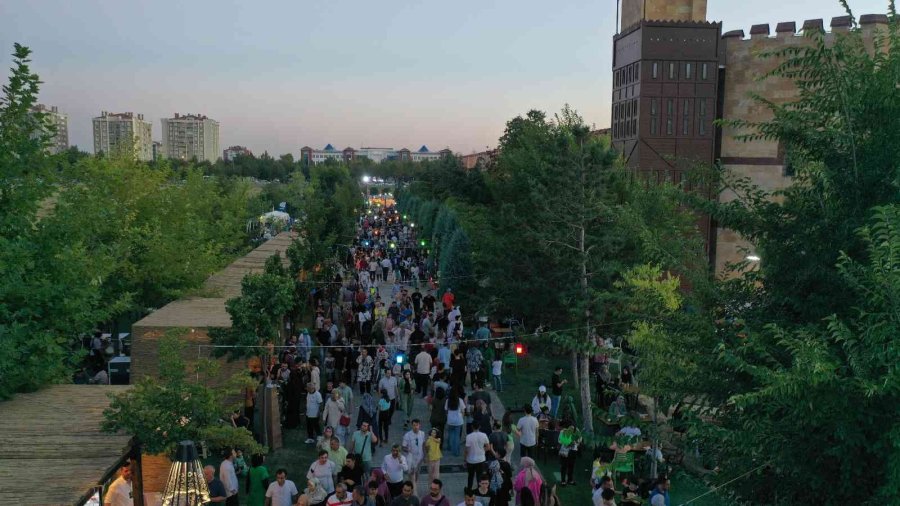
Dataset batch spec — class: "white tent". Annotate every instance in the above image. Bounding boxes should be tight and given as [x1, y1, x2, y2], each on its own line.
[260, 210, 290, 222]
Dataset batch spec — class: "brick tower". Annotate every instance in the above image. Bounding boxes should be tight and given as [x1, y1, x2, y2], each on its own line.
[612, 0, 722, 261]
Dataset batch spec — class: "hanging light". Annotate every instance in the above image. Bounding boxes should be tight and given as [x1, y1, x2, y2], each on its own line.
[160, 440, 210, 506]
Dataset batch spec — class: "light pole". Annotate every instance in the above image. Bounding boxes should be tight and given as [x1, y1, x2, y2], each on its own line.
[362, 175, 371, 206]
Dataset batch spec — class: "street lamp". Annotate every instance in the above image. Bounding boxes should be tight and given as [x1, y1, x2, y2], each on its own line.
[362, 175, 371, 204]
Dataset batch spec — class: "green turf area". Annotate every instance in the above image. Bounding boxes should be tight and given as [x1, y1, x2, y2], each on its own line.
[497, 341, 735, 506]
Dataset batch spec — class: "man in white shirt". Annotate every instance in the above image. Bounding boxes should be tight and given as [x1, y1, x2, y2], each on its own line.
[455, 488, 484, 506]
[402, 419, 426, 491]
[378, 368, 400, 414]
[381, 257, 392, 282]
[414, 349, 432, 396]
[464, 425, 490, 490]
[515, 405, 539, 459]
[103, 463, 133, 506]
[220, 448, 240, 505]
[306, 383, 324, 444]
[265, 468, 299, 506]
[382, 444, 409, 498]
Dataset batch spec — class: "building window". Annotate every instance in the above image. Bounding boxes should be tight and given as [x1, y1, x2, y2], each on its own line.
[666, 99, 674, 135]
[699, 98, 707, 136]
[669, 62, 676, 80]
[635, 62, 640, 80]
[682, 99, 690, 135]
[685, 63, 693, 79]
[701, 63, 709, 80]
[650, 98, 659, 135]
[652, 62, 658, 79]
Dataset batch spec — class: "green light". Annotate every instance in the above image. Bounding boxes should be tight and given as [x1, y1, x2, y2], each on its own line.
[390, 242, 396, 249]
[420, 240, 426, 246]
[403, 214, 408, 219]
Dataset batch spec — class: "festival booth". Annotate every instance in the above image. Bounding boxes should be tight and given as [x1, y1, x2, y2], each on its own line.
[129, 232, 297, 499]
[0, 385, 137, 506]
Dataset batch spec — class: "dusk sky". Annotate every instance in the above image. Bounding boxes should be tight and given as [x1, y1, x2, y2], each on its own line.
[1, 0, 889, 156]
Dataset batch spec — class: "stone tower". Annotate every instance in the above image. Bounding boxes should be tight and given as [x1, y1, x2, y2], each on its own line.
[621, 0, 708, 30]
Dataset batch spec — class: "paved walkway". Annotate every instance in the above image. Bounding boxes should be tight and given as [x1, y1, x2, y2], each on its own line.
[364, 277, 510, 503]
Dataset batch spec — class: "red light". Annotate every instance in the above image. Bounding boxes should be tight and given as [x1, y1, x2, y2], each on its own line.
[515, 344, 524, 355]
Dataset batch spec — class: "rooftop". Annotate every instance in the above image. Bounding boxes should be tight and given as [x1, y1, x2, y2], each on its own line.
[0, 385, 133, 506]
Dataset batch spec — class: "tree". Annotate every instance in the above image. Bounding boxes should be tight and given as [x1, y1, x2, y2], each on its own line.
[102, 329, 262, 455]
[211, 254, 295, 362]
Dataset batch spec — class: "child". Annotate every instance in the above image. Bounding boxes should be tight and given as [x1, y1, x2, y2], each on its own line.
[491, 356, 503, 392]
[425, 428, 443, 482]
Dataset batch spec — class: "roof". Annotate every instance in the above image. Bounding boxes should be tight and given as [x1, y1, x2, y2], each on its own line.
[418, 145, 430, 153]
[132, 232, 296, 330]
[324, 143, 335, 151]
[0, 385, 133, 505]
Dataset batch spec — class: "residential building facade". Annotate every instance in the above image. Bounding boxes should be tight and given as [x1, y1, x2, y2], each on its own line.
[30, 104, 69, 154]
[161, 113, 220, 162]
[223, 145, 252, 161]
[300, 144, 451, 165]
[610, 0, 889, 274]
[92, 111, 153, 161]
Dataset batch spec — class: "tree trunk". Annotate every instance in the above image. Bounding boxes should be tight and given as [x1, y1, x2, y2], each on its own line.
[571, 350, 580, 390]
[579, 353, 593, 433]
[578, 225, 594, 434]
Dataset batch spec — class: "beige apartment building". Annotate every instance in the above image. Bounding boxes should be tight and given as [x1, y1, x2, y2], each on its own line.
[92, 111, 153, 161]
[30, 104, 69, 154]
[161, 113, 220, 162]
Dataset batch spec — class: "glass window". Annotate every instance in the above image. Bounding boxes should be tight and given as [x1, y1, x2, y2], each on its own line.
[635, 62, 640, 80]
[666, 99, 674, 135]
[699, 98, 707, 136]
[650, 98, 658, 115]
[685, 63, 693, 79]
[669, 62, 676, 80]
[701, 63, 709, 80]
[652, 62, 658, 79]
[682, 99, 690, 135]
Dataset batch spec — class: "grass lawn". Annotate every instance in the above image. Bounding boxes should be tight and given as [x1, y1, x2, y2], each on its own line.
[496, 341, 735, 506]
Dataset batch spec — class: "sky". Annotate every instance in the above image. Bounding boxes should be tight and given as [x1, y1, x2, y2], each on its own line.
[0, 0, 890, 156]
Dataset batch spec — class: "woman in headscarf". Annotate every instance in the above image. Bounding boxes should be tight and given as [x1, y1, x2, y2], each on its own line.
[283, 364, 305, 429]
[302, 476, 329, 506]
[513, 457, 543, 506]
[357, 392, 380, 438]
[367, 468, 392, 504]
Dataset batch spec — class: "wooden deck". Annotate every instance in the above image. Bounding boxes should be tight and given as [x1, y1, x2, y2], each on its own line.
[0, 384, 132, 506]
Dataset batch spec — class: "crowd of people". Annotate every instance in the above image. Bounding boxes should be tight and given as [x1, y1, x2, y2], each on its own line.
[100, 200, 674, 506]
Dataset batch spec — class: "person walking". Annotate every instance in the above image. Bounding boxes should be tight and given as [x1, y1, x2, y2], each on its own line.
[414, 348, 432, 397]
[382, 445, 409, 498]
[549, 366, 566, 419]
[324, 390, 348, 444]
[265, 469, 300, 506]
[420, 479, 451, 506]
[246, 454, 270, 506]
[402, 419, 426, 492]
[399, 370, 415, 426]
[445, 389, 466, 457]
[464, 424, 490, 490]
[220, 448, 240, 506]
[424, 428, 443, 482]
[204, 465, 227, 506]
[390, 481, 419, 506]
[348, 421, 379, 476]
[378, 389, 393, 445]
[307, 383, 325, 444]
[557, 422, 581, 486]
[515, 406, 538, 459]
[513, 458, 543, 506]
[104, 463, 134, 506]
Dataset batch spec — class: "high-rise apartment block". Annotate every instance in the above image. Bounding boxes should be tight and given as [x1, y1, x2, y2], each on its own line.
[161, 113, 220, 162]
[92, 111, 153, 161]
[223, 145, 252, 161]
[30, 104, 69, 154]
[610, 0, 889, 273]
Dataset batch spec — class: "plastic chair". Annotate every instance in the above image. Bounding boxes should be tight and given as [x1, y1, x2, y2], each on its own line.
[503, 351, 518, 370]
[611, 452, 635, 481]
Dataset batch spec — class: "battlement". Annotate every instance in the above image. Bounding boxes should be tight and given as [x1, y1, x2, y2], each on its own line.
[721, 13, 890, 42]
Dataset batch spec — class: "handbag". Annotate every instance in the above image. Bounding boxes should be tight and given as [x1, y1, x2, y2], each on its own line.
[558, 445, 570, 458]
[340, 414, 351, 427]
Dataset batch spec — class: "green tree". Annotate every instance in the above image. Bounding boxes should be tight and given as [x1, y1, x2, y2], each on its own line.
[102, 329, 262, 455]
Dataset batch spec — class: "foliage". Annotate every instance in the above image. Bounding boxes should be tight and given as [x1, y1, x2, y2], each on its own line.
[211, 254, 295, 360]
[102, 330, 262, 455]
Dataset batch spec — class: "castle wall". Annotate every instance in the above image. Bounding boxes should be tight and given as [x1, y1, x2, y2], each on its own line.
[715, 15, 889, 275]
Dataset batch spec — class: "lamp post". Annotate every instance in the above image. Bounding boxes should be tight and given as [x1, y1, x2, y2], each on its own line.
[160, 440, 209, 506]
[362, 175, 371, 207]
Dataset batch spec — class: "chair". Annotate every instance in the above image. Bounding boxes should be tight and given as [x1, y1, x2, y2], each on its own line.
[610, 452, 635, 481]
[502, 351, 518, 370]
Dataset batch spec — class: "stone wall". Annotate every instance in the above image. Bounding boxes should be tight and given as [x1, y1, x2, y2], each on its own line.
[715, 14, 889, 275]
[621, 0, 707, 31]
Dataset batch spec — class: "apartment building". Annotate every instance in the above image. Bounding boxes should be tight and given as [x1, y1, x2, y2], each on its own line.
[161, 113, 220, 162]
[92, 111, 153, 161]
